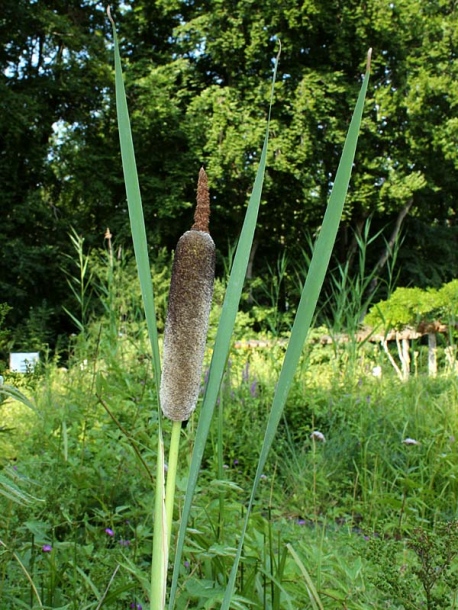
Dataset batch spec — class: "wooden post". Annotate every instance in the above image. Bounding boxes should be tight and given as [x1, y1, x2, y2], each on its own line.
[428, 332, 437, 377]
[401, 337, 410, 380]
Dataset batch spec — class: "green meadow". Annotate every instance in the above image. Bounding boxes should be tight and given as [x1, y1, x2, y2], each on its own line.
[1, 245, 458, 608]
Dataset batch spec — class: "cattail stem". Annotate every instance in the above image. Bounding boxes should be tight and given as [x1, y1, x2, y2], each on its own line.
[165, 420, 181, 548]
[150, 429, 167, 609]
[158, 168, 216, 596]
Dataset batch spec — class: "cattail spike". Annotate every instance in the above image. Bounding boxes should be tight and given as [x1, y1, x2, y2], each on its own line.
[192, 167, 210, 233]
[160, 169, 216, 422]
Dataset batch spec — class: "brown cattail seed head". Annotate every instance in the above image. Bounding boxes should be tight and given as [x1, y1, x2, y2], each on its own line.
[160, 169, 215, 421]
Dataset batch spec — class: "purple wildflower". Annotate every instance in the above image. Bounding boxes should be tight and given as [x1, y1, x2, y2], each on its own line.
[250, 380, 258, 397]
[42, 544, 52, 552]
[119, 539, 131, 547]
[105, 528, 114, 537]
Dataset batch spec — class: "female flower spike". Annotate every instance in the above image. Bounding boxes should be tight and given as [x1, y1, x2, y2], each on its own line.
[160, 168, 215, 421]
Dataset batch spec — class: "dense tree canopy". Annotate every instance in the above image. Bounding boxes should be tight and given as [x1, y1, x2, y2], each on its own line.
[1, 0, 457, 352]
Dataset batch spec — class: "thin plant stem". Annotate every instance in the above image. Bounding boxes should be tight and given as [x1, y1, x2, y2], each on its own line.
[151, 427, 167, 609]
[312, 438, 318, 523]
[97, 395, 154, 484]
[217, 383, 224, 541]
[95, 564, 120, 610]
[0, 541, 44, 609]
[165, 421, 182, 549]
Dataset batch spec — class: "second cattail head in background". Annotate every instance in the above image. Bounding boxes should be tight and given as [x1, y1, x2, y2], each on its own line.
[160, 168, 216, 422]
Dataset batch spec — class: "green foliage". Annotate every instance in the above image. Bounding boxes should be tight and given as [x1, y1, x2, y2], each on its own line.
[366, 279, 458, 331]
[0, 342, 458, 610]
[271, 359, 458, 529]
[367, 522, 458, 609]
[366, 286, 440, 329]
[2, 0, 458, 347]
[3, 342, 458, 607]
[322, 218, 400, 335]
[438, 280, 458, 323]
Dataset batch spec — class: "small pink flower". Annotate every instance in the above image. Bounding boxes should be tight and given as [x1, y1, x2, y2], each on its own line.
[42, 544, 52, 552]
[105, 528, 114, 536]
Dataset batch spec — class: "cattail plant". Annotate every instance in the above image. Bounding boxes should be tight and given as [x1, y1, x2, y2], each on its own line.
[110, 9, 371, 603]
[160, 168, 215, 422]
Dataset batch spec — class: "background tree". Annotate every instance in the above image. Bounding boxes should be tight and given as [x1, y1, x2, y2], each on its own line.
[1, 0, 457, 356]
[0, 0, 117, 346]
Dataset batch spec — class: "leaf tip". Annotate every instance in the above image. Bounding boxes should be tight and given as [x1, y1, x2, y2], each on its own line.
[366, 48, 372, 73]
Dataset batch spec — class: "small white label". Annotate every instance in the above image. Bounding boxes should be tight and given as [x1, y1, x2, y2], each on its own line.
[9, 353, 40, 373]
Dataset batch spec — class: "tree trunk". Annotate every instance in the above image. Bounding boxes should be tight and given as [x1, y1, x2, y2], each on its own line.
[368, 198, 414, 295]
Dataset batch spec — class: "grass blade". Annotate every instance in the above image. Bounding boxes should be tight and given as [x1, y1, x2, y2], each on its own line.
[168, 46, 281, 609]
[0, 541, 44, 609]
[221, 50, 372, 609]
[286, 544, 325, 610]
[108, 8, 161, 392]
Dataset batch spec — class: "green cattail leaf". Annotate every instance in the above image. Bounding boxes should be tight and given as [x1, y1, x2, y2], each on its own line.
[150, 431, 168, 608]
[221, 51, 372, 609]
[286, 544, 325, 610]
[109, 10, 166, 609]
[109, 9, 161, 392]
[168, 46, 281, 610]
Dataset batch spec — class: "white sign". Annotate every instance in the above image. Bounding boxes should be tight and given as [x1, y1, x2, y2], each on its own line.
[9, 353, 40, 373]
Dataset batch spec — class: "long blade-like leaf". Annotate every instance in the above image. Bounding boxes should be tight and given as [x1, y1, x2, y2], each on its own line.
[168, 46, 281, 609]
[286, 544, 325, 610]
[221, 51, 372, 609]
[109, 11, 167, 608]
[0, 384, 39, 414]
[109, 9, 161, 394]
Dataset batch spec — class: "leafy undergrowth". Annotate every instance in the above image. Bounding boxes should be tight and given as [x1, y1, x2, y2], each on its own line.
[1, 331, 458, 608]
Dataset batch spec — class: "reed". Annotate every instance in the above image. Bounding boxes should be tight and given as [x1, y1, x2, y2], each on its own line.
[110, 7, 371, 606]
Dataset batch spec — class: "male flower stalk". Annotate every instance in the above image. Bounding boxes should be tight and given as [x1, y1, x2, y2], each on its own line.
[160, 168, 215, 421]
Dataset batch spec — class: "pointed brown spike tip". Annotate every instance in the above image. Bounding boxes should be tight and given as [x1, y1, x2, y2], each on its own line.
[192, 167, 211, 233]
